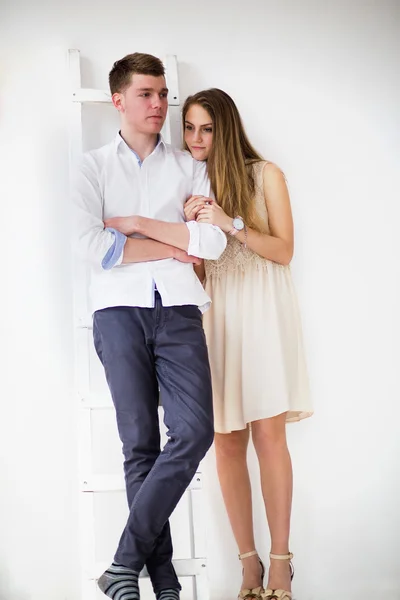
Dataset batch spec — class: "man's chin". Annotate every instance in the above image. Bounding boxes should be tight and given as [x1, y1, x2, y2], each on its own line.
[146, 125, 164, 135]
[146, 118, 165, 130]
[129, 121, 165, 136]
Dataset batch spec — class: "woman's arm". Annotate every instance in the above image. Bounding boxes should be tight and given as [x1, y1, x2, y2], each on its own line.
[194, 261, 206, 284]
[196, 163, 294, 266]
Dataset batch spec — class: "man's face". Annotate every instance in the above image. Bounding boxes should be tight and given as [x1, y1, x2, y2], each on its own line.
[113, 73, 169, 134]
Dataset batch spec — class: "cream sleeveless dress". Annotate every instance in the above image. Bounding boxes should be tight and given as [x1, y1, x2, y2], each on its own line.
[203, 161, 313, 433]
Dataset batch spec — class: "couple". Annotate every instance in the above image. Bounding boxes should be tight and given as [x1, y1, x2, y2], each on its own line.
[73, 52, 312, 600]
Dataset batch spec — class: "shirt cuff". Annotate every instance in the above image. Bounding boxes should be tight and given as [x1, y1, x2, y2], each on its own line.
[186, 220, 200, 256]
[101, 228, 127, 270]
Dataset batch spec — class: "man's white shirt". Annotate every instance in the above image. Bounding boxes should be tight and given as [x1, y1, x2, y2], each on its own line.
[73, 133, 227, 314]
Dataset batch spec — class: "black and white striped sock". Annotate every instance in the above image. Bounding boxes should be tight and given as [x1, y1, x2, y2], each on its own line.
[156, 589, 180, 600]
[97, 562, 140, 599]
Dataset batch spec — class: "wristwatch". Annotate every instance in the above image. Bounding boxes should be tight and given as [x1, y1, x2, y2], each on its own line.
[228, 216, 245, 236]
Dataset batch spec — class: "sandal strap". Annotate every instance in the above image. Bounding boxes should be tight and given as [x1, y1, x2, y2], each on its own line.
[239, 550, 259, 560]
[269, 552, 293, 561]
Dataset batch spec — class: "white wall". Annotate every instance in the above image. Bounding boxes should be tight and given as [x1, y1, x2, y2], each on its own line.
[1, 1, 399, 599]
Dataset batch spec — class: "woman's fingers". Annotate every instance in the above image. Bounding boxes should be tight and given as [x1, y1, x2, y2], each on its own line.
[185, 195, 204, 207]
[184, 196, 208, 221]
[186, 196, 215, 222]
[197, 207, 212, 216]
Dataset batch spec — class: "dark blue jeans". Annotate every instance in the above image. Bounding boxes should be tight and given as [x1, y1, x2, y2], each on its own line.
[93, 295, 214, 594]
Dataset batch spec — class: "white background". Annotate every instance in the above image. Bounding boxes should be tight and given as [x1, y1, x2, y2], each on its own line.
[1, 1, 399, 599]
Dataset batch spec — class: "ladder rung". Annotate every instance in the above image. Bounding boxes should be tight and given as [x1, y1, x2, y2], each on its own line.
[72, 88, 111, 103]
[72, 86, 180, 106]
[90, 558, 207, 580]
[81, 473, 203, 493]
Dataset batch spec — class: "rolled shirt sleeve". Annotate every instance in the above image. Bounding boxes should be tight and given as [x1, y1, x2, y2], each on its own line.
[186, 220, 227, 259]
[101, 228, 127, 269]
[186, 158, 227, 260]
[72, 154, 126, 269]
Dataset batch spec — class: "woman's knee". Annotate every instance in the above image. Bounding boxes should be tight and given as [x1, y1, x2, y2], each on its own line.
[214, 428, 249, 461]
[251, 414, 288, 454]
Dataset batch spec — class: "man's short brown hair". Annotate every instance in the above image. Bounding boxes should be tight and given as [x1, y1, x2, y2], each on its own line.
[109, 52, 165, 95]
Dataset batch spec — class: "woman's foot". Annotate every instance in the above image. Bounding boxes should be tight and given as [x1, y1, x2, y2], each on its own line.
[265, 552, 293, 598]
[241, 552, 264, 590]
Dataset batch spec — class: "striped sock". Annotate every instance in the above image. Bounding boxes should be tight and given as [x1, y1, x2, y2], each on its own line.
[97, 562, 140, 599]
[156, 589, 180, 600]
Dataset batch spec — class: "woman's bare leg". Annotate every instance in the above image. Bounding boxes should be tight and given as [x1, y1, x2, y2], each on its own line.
[214, 428, 263, 590]
[251, 413, 293, 592]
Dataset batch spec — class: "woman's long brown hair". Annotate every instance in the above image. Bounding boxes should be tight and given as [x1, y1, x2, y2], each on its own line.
[182, 88, 264, 228]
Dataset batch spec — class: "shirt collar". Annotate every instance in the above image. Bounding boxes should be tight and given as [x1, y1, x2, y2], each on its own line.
[114, 132, 166, 155]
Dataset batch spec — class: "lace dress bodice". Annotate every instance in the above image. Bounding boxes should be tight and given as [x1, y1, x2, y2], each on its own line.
[205, 161, 288, 279]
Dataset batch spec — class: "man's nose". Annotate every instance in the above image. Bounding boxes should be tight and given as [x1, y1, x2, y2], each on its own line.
[151, 94, 162, 109]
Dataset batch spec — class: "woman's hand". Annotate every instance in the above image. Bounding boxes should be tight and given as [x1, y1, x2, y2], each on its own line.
[196, 200, 233, 233]
[184, 195, 211, 221]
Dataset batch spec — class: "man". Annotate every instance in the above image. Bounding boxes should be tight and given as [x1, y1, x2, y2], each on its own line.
[73, 52, 226, 600]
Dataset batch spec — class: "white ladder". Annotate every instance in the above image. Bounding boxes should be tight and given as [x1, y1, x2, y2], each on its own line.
[68, 49, 209, 600]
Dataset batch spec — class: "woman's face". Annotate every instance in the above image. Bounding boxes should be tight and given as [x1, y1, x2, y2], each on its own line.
[184, 104, 213, 161]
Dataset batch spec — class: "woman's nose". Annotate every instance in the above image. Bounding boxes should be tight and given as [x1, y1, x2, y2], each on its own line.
[193, 129, 202, 142]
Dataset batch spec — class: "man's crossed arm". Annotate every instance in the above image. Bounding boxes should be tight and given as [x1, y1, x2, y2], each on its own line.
[73, 156, 226, 270]
[103, 206, 226, 270]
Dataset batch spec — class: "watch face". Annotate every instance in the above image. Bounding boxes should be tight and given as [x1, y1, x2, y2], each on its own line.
[233, 217, 244, 231]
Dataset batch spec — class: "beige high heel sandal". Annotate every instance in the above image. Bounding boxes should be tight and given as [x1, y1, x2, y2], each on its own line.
[262, 552, 294, 600]
[238, 550, 265, 600]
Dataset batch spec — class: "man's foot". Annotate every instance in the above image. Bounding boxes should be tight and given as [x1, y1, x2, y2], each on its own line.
[97, 562, 140, 599]
[156, 590, 180, 600]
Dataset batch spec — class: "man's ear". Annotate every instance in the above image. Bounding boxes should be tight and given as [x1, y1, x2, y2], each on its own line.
[112, 92, 124, 113]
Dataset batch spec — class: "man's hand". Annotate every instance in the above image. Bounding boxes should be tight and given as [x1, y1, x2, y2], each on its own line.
[104, 216, 138, 235]
[184, 195, 212, 221]
[173, 247, 202, 265]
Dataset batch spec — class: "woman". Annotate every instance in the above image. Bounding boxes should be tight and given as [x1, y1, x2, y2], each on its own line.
[183, 89, 313, 600]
